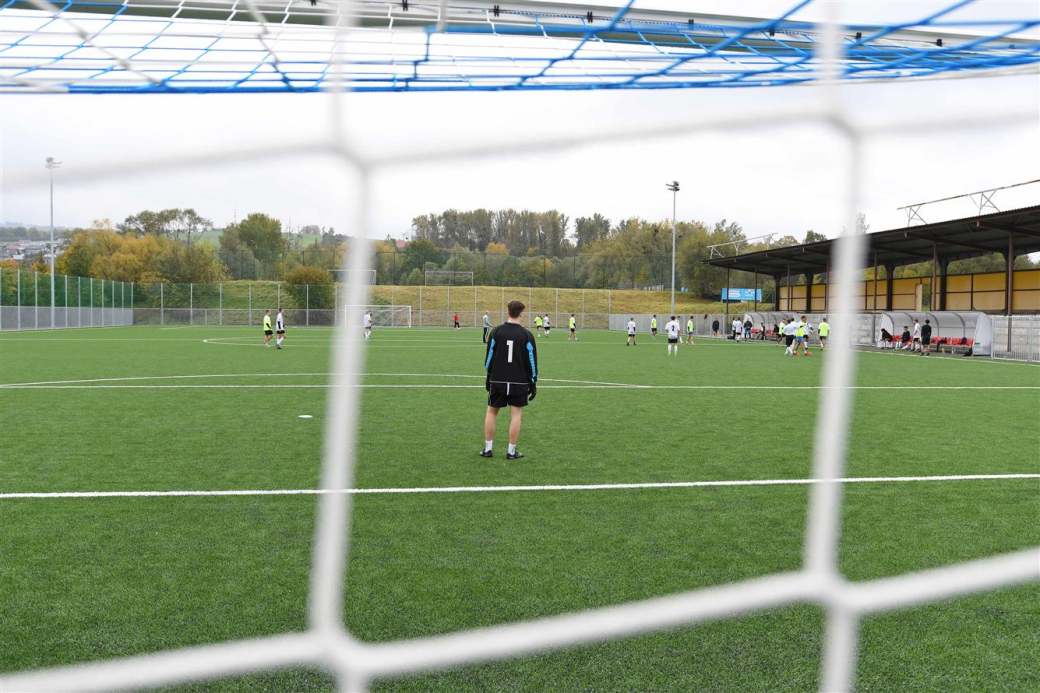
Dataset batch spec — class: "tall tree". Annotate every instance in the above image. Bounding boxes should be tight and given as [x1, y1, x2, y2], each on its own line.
[231, 213, 283, 255]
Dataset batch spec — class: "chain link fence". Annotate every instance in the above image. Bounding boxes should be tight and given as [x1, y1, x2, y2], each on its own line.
[0, 268, 133, 330]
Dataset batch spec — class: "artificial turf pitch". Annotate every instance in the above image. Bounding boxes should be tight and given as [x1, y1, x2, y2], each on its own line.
[1, 325, 1037, 691]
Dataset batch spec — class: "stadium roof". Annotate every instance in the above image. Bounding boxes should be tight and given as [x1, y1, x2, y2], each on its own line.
[705, 205, 1040, 276]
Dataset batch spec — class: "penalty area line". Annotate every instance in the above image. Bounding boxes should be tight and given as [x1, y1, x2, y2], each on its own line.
[3, 474, 1037, 499]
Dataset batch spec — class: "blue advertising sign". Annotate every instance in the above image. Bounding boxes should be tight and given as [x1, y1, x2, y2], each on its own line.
[721, 288, 762, 302]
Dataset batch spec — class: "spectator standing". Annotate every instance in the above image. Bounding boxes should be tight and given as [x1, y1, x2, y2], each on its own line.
[921, 319, 933, 356]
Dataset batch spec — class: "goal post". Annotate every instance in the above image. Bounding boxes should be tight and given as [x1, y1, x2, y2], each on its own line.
[425, 270, 473, 286]
[344, 305, 411, 328]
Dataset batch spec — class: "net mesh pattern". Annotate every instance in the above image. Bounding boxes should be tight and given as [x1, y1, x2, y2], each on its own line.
[2, 2, 1039, 692]
[1, 0, 1039, 93]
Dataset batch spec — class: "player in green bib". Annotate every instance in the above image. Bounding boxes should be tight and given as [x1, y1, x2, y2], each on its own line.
[650, 315, 658, 340]
[794, 316, 811, 356]
[534, 315, 543, 335]
[686, 316, 695, 345]
[818, 317, 830, 349]
[262, 310, 273, 347]
[568, 314, 578, 341]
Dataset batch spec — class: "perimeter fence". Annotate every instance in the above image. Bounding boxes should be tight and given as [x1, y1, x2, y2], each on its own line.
[0, 268, 133, 330]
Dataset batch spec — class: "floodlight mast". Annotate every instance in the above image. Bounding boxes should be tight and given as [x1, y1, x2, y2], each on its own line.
[45, 157, 61, 328]
[666, 181, 680, 315]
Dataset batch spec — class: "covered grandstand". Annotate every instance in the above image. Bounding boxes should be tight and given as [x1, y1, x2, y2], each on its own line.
[706, 205, 1040, 315]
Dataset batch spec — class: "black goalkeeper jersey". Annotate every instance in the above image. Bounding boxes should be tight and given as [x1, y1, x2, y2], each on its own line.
[485, 322, 538, 385]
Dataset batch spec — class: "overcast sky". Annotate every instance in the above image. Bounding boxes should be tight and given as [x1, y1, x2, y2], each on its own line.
[2, 0, 1038, 242]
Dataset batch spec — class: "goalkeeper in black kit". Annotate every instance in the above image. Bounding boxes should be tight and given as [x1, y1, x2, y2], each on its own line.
[480, 299, 538, 460]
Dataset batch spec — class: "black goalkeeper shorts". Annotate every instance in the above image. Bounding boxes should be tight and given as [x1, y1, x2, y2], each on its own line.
[488, 382, 529, 409]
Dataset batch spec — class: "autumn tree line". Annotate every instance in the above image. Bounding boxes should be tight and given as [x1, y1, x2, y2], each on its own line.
[5, 207, 1034, 302]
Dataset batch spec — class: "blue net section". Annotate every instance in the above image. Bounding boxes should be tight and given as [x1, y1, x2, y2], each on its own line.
[1, 0, 1038, 93]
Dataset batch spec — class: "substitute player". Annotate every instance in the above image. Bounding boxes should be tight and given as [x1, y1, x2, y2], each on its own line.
[665, 315, 681, 356]
[453, 312, 461, 331]
[364, 310, 373, 340]
[480, 300, 538, 460]
[275, 307, 286, 349]
[626, 317, 637, 346]
[569, 314, 578, 341]
[263, 309, 273, 347]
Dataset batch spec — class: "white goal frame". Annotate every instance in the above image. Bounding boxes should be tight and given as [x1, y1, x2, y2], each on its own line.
[330, 269, 376, 285]
[424, 270, 474, 286]
[3, 3, 1037, 693]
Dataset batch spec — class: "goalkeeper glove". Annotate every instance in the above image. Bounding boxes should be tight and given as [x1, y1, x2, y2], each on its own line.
[485, 374, 491, 391]
[528, 382, 537, 401]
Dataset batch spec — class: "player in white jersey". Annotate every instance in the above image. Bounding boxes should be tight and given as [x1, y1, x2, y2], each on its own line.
[626, 318, 637, 346]
[783, 320, 799, 355]
[275, 308, 286, 349]
[912, 318, 921, 351]
[363, 311, 373, 340]
[665, 316, 681, 356]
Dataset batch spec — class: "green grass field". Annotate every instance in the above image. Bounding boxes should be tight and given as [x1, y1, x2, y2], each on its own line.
[1, 325, 1038, 691]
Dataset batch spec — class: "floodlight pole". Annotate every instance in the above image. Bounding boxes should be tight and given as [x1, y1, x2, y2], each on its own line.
[666, 181, 680, 314]
[46, 157, 61, 328]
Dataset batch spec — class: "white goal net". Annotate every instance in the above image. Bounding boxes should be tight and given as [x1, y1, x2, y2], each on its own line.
[3, 2, 1037, 692]
[350, 305, 411, 328]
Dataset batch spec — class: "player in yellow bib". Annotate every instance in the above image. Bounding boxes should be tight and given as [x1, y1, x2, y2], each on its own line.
[818, 317, 830, 349]
[262, 310, 273, 347]
[534, 315, 543, 335]
[793, 316, 811, 356]
[568, 314, 578, 341]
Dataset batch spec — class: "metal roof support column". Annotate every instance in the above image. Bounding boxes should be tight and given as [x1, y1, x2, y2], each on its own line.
[754, 267, 759, 311]
[1005, 234, 1015, 316]
[871, 250, 879, 313]
[939, 258, 949, 311]
[824, 259, 830, 312]
[884, 264, 895, 311]
[773, 275, 783, 312]
[805, 271, 814, 313]
[930, 242, 939, 311]
[786, 262, 792, 312]
[724, 267, 731, 328]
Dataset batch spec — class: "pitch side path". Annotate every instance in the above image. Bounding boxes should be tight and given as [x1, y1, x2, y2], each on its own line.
[2, 327, 1038, 692]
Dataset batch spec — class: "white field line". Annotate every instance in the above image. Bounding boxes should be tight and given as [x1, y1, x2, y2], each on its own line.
[0, 373, 632, 388]
[3, 384, 1036, 390]
[2, 474, 1037, 500]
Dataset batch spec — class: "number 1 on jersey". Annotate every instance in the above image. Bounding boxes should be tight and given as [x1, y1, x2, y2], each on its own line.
[506, 340, 514, 363]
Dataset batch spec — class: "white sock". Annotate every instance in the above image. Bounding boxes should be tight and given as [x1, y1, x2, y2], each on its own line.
[508, 443, 516, 454]
[484, 440, 493, 452]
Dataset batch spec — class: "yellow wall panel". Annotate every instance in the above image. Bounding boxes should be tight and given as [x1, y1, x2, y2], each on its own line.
[972, 272, 1006, 292]
[1012, 270, 1040, 291]
[1012, 289, 1040, 311]
[945, 294, 971, 310]
[972, 291, 1005, 311]
[891, 297, 917, 310]
[946, 275, 972, 292]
